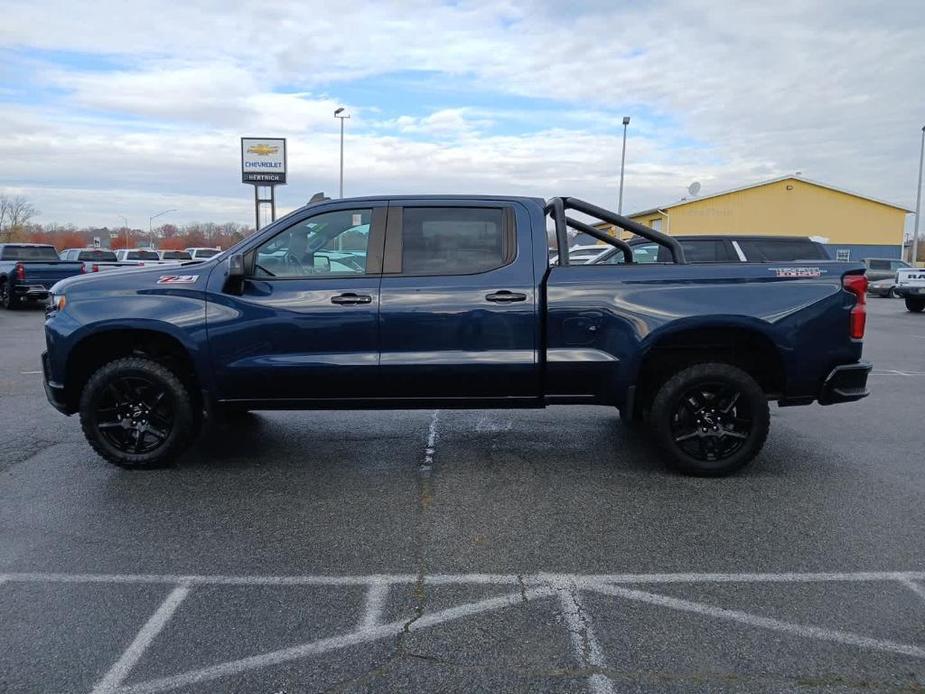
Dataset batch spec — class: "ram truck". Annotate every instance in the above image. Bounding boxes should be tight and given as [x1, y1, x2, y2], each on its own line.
[895, 266, 925, 312]
[42, 196, 871, 476]
[0, 243, 83, 309]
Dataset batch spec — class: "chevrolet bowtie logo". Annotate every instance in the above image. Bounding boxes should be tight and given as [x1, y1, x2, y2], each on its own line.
[247, 144, 279, 156]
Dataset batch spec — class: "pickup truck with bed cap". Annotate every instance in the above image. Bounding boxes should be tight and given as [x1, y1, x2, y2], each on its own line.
[42, 195, 871, 476]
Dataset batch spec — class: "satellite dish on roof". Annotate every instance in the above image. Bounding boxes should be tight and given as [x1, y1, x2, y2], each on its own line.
[688, 181, 701, 197]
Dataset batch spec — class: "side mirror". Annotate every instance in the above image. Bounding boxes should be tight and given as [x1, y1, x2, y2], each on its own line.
[224, 253, 245, 295]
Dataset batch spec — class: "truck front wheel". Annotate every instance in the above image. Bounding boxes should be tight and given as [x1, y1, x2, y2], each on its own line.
[79, 356, 197, 469]
[649, 362, 770, 477]
[905, 297, 925, 313]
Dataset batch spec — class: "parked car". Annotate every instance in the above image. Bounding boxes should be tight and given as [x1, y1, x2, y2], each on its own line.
[43, 195, 870, 476]
[158, 250, 193, 261]
[59, 248, 141, 273]
[867, 277, 899, 298]
[894, 266, 925, 312]
[862, 257, 912, 282]
[586, 235, 831, 265]
[0, 243, 83, 309]
[185, 247, 221, 260]
[114, 249, 164, 266]
[549, 244, 609, 265]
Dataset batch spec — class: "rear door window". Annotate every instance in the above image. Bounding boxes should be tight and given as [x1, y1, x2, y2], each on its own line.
[868, 259, 890, 270]
[654, 240, 731, 262]
[398, 207, 511, 275]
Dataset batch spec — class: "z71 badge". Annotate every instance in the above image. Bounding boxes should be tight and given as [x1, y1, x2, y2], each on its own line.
[769, 267, 823, 278]
[157, 275, 199, 284]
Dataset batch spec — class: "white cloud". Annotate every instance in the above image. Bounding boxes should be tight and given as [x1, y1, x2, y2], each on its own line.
[0, 0, 922, 226]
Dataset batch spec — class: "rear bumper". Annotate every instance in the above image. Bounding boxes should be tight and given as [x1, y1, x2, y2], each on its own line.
[818, 361, 871, 405]
[42, 351, 72, 415]
[14, 284, 50, 301]
[895, 286, 925, 298]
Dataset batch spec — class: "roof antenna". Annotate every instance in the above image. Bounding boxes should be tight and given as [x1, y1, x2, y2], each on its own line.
[308, 192, 330, 204]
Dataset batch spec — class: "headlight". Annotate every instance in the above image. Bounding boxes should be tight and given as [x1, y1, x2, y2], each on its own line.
[48, 292, 67, 312]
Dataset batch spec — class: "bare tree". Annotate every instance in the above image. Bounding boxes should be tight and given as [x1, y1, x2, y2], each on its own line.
[0, 195, 39, 239]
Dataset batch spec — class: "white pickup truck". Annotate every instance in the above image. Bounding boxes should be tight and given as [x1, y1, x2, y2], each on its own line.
[895, 267, 925, 312]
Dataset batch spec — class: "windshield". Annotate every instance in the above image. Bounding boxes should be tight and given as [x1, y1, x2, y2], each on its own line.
[193, 249, 219, 258]
[1, 245, 59, 261]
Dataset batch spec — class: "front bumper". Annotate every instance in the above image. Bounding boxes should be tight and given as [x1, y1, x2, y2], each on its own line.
[818, 361, 871, 405]
[42, 351, 72, 415]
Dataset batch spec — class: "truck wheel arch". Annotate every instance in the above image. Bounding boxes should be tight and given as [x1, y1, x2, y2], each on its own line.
[629, 325, 786, 420]
[63, 328, 201, 413]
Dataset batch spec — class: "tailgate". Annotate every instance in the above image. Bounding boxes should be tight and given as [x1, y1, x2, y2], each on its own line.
[21, 262, 83, 285]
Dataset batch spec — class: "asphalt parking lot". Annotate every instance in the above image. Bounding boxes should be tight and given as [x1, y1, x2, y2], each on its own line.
[1, 298, 924, 693]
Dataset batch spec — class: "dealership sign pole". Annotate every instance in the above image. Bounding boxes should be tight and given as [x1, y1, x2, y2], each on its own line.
[241, 137, 287, 231]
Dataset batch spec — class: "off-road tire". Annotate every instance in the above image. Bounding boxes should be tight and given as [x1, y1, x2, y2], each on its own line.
[0, 281, 18, 310]
[79, 357, 198, 469]
[650, 362, 770, 477]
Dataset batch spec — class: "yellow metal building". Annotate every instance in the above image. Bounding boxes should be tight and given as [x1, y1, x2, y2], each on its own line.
[597, 176, 910, 261]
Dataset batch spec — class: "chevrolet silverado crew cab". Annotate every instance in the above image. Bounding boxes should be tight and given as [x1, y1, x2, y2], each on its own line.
[42, 196, 871, 476]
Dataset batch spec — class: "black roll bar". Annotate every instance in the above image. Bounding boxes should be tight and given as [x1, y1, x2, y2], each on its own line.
[564, 216, 634, 264]
[545, 196, 687, 264]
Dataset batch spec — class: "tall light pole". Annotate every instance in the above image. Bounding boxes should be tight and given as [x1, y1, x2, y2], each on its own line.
[149, 209, 176, 248]
[912, 125, 925, 265]
[618, 116, 631, 215]
[335, 107, 351, 199]
[118, 215, 128, 249]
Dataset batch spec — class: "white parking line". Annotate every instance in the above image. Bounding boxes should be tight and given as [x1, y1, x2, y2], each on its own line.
[358, 577, 390, 630]
[20, 370, 42, 375]
[115, 588, 554, 694]
[421, 410, 439, 472]
[4, 570, 925, 587]
[899, 578, 925, 604]
[557, 585, 615, 694]
[587, 583, 925, 660]
[91, 583, 191, 694]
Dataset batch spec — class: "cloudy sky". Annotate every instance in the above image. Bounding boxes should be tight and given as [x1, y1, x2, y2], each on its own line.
[1, 0, 923, 228]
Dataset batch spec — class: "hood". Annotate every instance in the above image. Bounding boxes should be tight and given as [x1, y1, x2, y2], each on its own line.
[51, 260, 213, 294]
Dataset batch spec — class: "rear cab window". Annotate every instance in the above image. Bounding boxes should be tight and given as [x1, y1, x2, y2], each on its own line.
[77, 250, 117, 262]
[125, 250, 160, 261]
[1, 245, 59, 261]
[161, 251, 192, 260]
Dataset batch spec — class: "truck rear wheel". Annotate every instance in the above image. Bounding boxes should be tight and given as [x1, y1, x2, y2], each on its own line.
[79, 356, 197, 469]
[905, 297, 925, 313]
[649, 362, 769, 477]
[1, 282, 18, 310]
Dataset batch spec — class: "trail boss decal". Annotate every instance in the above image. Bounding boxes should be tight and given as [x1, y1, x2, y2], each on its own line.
[769, 267, 824, 278]
[157, 275, 199, 284]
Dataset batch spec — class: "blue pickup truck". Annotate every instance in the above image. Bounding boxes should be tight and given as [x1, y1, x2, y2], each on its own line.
[0, 243, 83, 309]
[41, 195, 871, 476]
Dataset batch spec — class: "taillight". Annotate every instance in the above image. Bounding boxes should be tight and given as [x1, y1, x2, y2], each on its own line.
[843, 274, 867, 340]
[14, 262, 25, 281]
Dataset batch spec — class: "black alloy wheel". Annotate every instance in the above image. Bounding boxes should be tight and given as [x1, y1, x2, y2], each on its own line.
[79, 356, 198, 468]
[650, 362, 770, 476]
[94, 375, 174, 454]
[670, 381, 751, 463]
